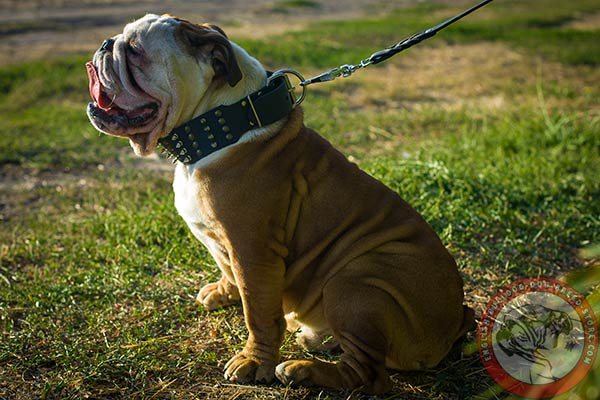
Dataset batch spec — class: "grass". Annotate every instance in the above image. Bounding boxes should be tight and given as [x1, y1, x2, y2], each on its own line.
[1, 0, 600, 398]
[238, 0, 600, 68]
[272, 0, 320, 13]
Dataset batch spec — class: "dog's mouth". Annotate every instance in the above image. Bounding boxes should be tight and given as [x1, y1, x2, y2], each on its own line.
[85, 61, 160, 134]
[87, 100, 159, 129]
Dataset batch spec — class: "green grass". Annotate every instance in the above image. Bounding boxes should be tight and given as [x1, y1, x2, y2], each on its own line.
[238, 0, 600, 68]
[1, 0, 600, 398]
[272, 0, 320, 13]
[369, 112, 600, 274]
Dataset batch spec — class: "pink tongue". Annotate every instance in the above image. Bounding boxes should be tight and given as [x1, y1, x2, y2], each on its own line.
[85, 61, 113, 110]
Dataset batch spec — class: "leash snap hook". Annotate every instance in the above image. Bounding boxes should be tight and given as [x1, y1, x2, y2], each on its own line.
[338, 64, 359, 78]
[267, 68, 307, 106]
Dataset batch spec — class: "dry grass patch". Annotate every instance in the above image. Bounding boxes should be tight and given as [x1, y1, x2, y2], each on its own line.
[333, 42, 599, 113]
[565, 11, 600, 31]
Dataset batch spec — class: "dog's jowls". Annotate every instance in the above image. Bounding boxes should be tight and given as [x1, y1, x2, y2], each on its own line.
[86, 14, 474, 394]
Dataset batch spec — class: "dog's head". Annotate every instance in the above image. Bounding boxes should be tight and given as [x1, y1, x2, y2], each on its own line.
[86, 14, 246, 156]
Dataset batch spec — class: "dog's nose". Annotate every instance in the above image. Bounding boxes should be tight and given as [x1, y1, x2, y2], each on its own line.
[100, 38, 115, 53]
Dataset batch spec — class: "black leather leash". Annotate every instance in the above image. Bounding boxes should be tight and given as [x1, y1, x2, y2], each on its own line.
[300, 0, 494, 87]
[160, 0, 493, 165]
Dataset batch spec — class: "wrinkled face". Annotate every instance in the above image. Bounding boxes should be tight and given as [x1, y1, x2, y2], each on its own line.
[86, 14, 241, 156]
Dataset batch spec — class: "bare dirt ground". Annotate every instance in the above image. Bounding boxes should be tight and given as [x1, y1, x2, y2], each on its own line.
[0, 0, 406, 65]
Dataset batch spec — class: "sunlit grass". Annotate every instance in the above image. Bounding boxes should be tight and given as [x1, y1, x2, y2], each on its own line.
[1, 0, 599, 398]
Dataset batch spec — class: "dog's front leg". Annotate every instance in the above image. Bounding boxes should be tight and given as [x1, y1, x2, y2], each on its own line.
[224, 259, 286, 384]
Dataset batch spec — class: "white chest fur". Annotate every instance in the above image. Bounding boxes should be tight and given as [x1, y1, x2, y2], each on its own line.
[172, 163, 225, 258]
[170, 120, 285, 268]
[173, 163, 203, 223]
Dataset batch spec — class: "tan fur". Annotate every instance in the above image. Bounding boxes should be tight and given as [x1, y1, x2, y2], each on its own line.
[87, 14, 474, 394]
[177, 108, 473, 393]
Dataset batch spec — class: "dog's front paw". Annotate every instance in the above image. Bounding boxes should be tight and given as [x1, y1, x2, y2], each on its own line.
[224, 352, 275, 384]
[197, 280, 240, 311]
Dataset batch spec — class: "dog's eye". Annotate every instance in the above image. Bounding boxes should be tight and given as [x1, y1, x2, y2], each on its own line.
[127, 41, 143, 58]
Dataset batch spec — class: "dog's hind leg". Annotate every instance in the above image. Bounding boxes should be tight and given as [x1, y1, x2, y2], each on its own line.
[276, 249, 466, 393]
[276, 266, 393, 394]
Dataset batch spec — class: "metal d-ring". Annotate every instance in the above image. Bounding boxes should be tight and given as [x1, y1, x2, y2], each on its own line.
[267, 69, 306, 106]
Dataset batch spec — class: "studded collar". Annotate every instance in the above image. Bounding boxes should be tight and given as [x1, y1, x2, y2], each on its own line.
[158, 72, 296, 164]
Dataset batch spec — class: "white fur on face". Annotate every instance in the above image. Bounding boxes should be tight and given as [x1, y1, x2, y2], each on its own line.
[121, 15, 217, 133]
[88, 13, 268, 156]
[88, 14, 214, 155]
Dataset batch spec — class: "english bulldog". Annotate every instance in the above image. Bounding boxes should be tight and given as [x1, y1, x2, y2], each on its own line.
[86, 14, 474, 393]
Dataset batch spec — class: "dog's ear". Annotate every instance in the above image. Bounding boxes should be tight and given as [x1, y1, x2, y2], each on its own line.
[173, 18, 242, 87]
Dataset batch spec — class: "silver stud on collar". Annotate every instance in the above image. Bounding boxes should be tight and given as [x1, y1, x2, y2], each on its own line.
[160, 71, 297, 165]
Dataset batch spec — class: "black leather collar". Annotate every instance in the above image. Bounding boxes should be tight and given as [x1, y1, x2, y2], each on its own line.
[158, 72, 296, 164]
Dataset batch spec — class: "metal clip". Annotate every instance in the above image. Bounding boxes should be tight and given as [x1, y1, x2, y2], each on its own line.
[300, 58, 370, 87]
[300, 69, 337, 86]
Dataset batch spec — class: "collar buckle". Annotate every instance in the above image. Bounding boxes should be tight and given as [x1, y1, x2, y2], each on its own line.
[267, 69, 306, 106]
